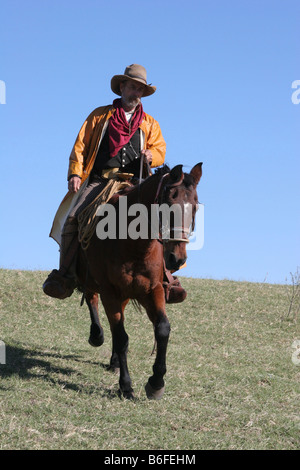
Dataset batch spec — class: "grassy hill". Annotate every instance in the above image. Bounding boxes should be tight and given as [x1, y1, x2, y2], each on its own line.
[0, 269, 299, 450]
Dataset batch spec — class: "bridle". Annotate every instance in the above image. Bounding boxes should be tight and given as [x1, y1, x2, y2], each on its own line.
[153, 172, 193, 244]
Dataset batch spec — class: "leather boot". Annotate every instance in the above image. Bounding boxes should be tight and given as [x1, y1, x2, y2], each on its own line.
[163, 269, 187, 304]
[43, 216, 79, 299]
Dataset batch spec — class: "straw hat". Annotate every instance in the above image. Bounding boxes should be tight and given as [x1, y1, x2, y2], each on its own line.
[111, 64, 156, 97]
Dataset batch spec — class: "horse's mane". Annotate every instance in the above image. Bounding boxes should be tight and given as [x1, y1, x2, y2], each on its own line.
[117, 164, 195, 198]
[154, 164, 171, 176]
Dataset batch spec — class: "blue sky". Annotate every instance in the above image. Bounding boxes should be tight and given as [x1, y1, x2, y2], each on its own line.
[0, 0, 299, 284]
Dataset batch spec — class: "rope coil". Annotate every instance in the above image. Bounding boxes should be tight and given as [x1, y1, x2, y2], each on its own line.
[78, 178, 132, 251]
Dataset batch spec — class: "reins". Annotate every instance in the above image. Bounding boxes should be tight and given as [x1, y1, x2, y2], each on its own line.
[78, 166, 193, 252]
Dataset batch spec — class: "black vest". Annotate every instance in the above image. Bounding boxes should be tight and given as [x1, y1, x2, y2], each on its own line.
[91, 128, 141, 178]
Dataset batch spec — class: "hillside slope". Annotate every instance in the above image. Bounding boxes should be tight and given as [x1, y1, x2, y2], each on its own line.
[0, 269, 299, 450]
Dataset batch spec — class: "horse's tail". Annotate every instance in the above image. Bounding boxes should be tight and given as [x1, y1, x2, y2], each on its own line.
[130, 299, 143, 313]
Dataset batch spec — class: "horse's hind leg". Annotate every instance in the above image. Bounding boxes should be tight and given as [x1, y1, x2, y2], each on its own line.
[85, 292, 104, 347]
[101, 294, 134, 399]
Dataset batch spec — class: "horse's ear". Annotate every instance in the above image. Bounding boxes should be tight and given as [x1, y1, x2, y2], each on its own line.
[169, 164, 184, 185]
[190, 162, 203, 185]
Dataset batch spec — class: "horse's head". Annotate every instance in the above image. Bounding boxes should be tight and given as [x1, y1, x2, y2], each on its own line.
[158, 162, 203, 271]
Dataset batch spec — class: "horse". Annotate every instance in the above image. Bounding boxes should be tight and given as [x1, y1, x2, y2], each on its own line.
[76, 162, 203, 400]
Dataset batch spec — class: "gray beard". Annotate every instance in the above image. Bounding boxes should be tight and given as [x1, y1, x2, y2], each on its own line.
[121, 96, 141, 110]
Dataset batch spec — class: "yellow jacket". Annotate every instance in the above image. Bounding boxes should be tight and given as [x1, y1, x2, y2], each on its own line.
[50, 105, 166, 244]
[68, 105, 166, 183]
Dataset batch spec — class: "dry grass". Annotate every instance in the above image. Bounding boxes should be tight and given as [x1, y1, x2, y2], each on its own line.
[0, 269, 299, 450]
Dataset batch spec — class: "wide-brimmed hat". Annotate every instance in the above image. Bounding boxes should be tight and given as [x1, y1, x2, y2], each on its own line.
[111, 64, 156, 97]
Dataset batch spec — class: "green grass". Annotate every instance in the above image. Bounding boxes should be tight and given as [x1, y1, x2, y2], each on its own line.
[0, 269, 299, 450]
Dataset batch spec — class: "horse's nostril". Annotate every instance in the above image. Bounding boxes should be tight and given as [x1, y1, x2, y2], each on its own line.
[168, 253, 177, 268]
[166, 253, 187, 271]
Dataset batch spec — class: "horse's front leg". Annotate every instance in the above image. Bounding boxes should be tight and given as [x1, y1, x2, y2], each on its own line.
[144, 285, 171, 400]
[101, 294, 134, 399]
[85, 292, 104, 347]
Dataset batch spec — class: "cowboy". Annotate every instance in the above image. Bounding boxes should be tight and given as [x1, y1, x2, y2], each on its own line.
[43, 64, 186, 303]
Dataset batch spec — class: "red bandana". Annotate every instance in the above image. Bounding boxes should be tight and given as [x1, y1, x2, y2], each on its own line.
[108, 98, 145, 157]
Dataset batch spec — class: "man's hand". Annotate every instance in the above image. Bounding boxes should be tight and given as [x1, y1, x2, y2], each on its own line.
[68, 176, 81, 193]
[141, 149, 152, 166]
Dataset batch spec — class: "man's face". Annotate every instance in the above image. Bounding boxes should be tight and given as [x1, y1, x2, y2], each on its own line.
[120, 80, 145, 110]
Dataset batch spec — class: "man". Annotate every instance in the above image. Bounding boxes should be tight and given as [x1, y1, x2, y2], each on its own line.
[43, 64, 186, 303]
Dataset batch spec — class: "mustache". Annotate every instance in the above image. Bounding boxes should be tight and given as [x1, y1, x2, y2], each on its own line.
[124, 96, 140, 104]
[129, 97, 140, 103]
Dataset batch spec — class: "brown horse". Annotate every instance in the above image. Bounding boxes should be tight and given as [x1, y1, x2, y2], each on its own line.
[76, 162, 203, 399]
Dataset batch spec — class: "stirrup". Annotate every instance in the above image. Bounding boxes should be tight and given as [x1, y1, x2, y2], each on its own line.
[163, 275, 187, 304]
[43, 269, 75, 299]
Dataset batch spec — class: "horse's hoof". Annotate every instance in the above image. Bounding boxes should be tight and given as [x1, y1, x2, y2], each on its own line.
[89, 325, 104, 347]
[145, 381, 165, 400]
[108, 365, 120, 375]
[119, 389, 135, 400]
[88, 335, 104, 347]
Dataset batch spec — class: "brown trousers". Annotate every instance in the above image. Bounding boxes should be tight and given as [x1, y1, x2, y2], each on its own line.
[68, 177, 108, 218]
